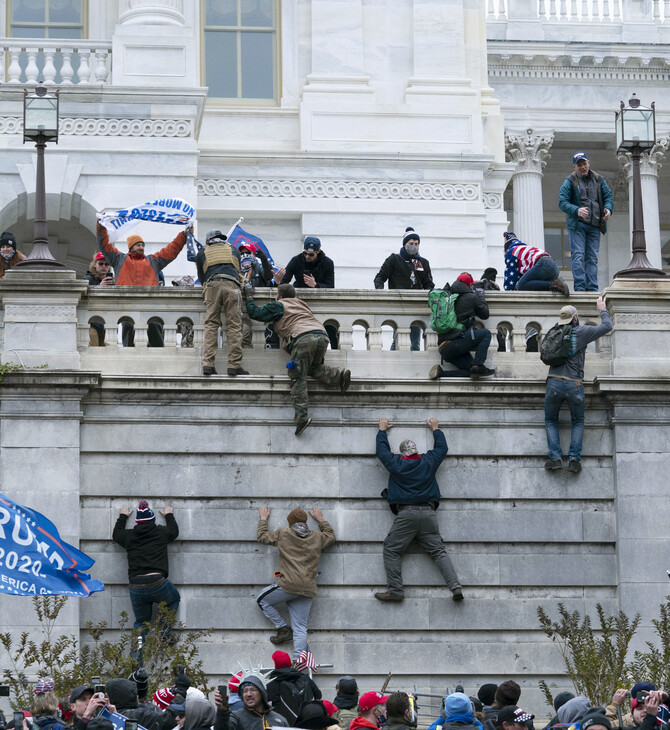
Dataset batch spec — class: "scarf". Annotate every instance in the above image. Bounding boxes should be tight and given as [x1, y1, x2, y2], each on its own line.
[334, 695, 358, 710]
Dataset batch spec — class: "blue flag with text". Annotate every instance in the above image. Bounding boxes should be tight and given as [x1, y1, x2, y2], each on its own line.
[0, 493, 105, 597]
[226, 224, 278, 273]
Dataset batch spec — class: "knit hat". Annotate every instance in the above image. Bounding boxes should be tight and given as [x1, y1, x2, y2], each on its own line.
[303, 236, 321, 251]
[127, 234, 144, 250]
[153, 688, 175, 709]
[228, 672, 243, 693]
[457, 272, 474, 286]
[206, 229, 227, 244]
[494, 681, 521, 707]
[358, 692, 388, 712]
[337, 677, 358, 695]
[497, 706, 535, 726]
[34, 678, 55, 695]
[272, 650, 292, 669]
[444, 692, 472, 718]
[558, 305, 578, 325]
[581, 714, 612, 730]
[322, 700, 338, 717]
[631, 683, 656, 699]
[477, 684, 498, 707]
[287, 508, 308, 526]
[399, 439, 418, 457]
[296, 701, 337, 728]
[136, 499, 155, 523]
[402, 227, 420, 246]
[0, 231, 17, 249]
[553, 692, 575, 712]
[482, 268, 498, 282]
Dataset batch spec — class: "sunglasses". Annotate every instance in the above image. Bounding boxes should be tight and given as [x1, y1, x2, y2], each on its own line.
[304, 251, 317, 257]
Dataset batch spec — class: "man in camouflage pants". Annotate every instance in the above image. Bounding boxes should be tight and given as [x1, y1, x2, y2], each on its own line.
[244, 283, 351, 436]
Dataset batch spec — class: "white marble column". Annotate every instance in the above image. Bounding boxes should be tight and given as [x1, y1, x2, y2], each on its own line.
[119, 0, 185, 25]
[618, 138, 669, 270]
[505, 130, 554, 248]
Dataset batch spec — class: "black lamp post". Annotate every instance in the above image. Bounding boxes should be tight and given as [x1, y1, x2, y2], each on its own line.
[15, 85, 66, 269]
[614, 93, 666, 278]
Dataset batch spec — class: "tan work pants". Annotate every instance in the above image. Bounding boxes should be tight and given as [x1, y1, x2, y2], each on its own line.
[202, 279, 243, 368]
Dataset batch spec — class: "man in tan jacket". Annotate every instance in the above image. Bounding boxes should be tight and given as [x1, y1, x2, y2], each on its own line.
[245, 283, 351, 436]
[256, 507, 336, 659]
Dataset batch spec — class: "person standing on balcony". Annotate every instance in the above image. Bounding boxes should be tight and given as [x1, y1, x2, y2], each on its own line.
[503, 232, 570, 295]
[544, 298, 612, 474]
[374, 226, 435, 351]
[0, 231, 26, 278]
[256, 507, 336, 659]
[244, 282, 351, 436]
[196, 229, 247, 377]
[97, 221, 190, 346]
[275, 236, 338, 349]
[559, 152, 613, 292]
[375, 416, 464, 603]
[82, 252, 115, 347]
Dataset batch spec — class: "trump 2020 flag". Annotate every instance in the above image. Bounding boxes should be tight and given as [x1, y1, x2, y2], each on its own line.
[226, 224, 278, 274]
[99, 198, 196, 241]
[0, 493, 104, 597]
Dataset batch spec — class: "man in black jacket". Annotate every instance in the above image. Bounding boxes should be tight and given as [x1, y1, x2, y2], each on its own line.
[374, 226, 434, 351]
[430, 272, 494, 379]
[105, 674, 188, 730]
[215, 674, 289, 730]
[112, 500, 180, 635]
[267, 650, 322, 724]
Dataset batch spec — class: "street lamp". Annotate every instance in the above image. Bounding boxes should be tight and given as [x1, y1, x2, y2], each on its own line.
[15, 85, 66, 269]
[614, 93, 666, 278]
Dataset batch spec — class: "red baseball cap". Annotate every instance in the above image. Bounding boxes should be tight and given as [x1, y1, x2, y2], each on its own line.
[358, 692, 389, 712]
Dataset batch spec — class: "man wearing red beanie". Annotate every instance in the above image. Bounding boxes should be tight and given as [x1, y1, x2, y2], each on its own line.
[267, 650, 322, 724]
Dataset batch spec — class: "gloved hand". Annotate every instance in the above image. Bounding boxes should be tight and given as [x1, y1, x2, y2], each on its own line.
[129, 667, 149, 699]
[173, 668, 191, 697]
[243, 282, 255, 299]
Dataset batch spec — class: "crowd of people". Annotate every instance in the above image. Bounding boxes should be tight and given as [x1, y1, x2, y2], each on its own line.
[8, 669, 668, 730]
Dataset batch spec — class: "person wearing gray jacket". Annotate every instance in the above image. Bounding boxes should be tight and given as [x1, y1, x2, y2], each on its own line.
[214, 675, 288, 730]
[545, 297, 613, 474]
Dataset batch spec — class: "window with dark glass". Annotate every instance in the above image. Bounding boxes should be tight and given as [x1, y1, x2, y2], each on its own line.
[203, 0, 277, 102]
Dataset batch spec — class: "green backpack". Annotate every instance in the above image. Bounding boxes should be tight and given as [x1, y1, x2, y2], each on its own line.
[429, 289, 462, 334]
[540, 323, 575, 366]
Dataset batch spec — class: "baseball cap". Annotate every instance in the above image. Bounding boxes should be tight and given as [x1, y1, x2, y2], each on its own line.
[498, 706, 535, 726]
[399, 439, 418, 457]
[558, 305, 578, 325]
[69, 686, 94, 704]
[573, 152, 589, 164]
[358, 692, 388, 712]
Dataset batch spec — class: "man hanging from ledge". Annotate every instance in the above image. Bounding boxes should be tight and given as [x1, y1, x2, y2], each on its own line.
[97, 221, 190, 346]
[244, 282, 351, 436]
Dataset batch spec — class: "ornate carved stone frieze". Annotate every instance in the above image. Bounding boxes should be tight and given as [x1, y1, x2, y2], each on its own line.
[0, 117, 192, 137]
[4, 305, 77, 322]
[483, 192, 503, 209]
[505, 130, 554, 173]
[196, 179, 481, 201]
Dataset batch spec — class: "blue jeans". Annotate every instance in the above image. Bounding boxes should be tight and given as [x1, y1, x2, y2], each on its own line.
[128, 577, 180, 631]
[516, 256, 559, 291]
[440, 328, 491, 375]
[545, 379, 585, 461]
[391, 325, 422, 351]
[568, 222, 601, 291]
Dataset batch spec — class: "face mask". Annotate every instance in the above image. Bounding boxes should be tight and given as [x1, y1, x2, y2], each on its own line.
[408, 710, 418, 725]
[1, 252, 13, 262]
[405, 244, 419, 256]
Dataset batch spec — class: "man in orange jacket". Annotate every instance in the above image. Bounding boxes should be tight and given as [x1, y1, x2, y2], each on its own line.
[97, 221, 189, 346]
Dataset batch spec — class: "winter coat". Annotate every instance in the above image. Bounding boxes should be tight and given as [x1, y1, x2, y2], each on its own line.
[105, 679, 177, 730]
[0, 250, 26, 278]
[376, 428, 447, 509]
[559, 170, 613, 232]
[548, 310, 613, 382]
[437, 280, 490, 345]
[267, 668, 322, 723]
[184, 699, 216, 730]
[385, 719, 414, 730]
[281, 250, 335, 288]
[215, 675, 289, 730]
[97, 223, 186, 286]
[112, 514, 179, 581]
[374, 249, 434, 290]
[335, 708, 359, 730]
[257, 519, 336, 597]
[557, 697, 594, 725]
[429, 720, 480, 730]
[349, 718, 378, 730]
[33, 715, 66, 730]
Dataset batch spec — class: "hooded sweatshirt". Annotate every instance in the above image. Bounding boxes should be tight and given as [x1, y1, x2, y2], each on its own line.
[113, 513, 179, 581]
[215, 676, 288, 730]
[557, 697, 594, 725]
[267, 667, 322, 718]
[350, 717, 379, 730]
[185, 699, 216, 730]
[105, 679, 177, 730]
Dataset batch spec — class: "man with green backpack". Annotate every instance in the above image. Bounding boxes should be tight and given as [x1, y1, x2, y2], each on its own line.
[428, 273, 495, 379]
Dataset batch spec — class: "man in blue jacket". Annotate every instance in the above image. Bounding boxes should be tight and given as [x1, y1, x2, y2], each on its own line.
[375, 417, 463, 603]
[558, 152, 613, 292]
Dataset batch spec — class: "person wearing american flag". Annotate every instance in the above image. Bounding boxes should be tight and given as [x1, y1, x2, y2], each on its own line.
[503, 231, 570, 296]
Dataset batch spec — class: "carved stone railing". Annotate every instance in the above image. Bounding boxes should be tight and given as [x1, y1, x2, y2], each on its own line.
[0, 39, 112, 86]
[486, 0, 669, 23]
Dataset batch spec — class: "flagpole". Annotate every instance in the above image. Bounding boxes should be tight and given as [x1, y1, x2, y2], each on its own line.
[226, 216, 244, 240]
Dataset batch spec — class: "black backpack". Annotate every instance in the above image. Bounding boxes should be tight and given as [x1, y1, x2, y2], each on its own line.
[277, 676, 315, 724]
[540, 323, 574, 366]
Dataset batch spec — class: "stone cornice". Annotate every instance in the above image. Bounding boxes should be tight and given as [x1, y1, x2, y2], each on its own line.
[196, 178, 481, 201]
[488, 40, 670, 80]
[0, 116, 192, 137]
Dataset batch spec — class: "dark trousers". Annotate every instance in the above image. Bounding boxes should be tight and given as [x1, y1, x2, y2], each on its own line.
[383, 507, 460, 594]
[128, 577, 180, 632]
[122, 321, 164, 347]
[439, 328, 491, 376]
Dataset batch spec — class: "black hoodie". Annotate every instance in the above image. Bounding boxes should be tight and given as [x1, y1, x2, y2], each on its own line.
[267, 668, 322, 722]
[112, 514, 179, 581]
[437, 280, 490, 345]
[105, 679, 177, 730]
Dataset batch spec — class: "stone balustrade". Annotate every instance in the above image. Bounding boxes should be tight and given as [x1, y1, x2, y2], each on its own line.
[487, 0, 669, 22]
[0, 40, 112, 85]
